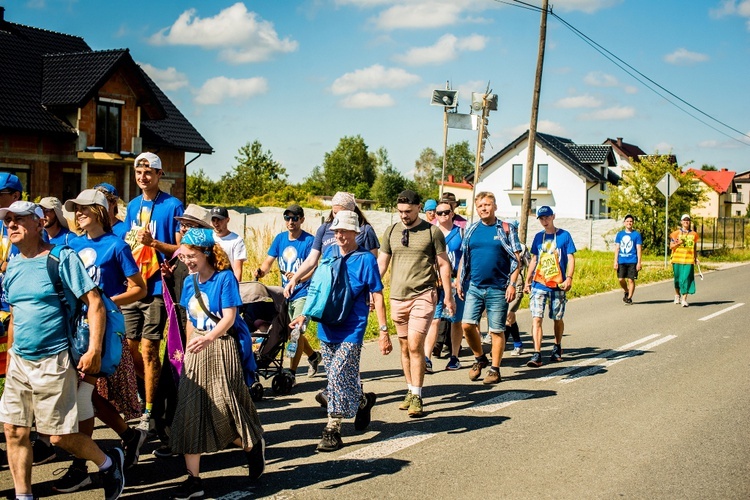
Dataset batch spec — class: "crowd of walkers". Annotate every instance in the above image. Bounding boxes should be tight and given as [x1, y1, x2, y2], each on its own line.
[0, 156, 701, 499]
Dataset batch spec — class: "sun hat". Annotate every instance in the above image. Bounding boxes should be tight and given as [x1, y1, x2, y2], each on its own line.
[63, 189, 109, 212]
[330, 210, 361, 233]
[39, 197, 69, 229]
[175, 204, 212, 229]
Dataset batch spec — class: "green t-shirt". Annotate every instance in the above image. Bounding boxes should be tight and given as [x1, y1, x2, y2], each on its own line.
[381, 219, 446, 300]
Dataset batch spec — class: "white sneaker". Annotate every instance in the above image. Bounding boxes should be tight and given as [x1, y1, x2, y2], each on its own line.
[674, 295, 681, 304]
[481, 334, 492, 345]
[681, 298, 689, 307]
[511, 347, 524, 356]
[135, 413, 154, 434]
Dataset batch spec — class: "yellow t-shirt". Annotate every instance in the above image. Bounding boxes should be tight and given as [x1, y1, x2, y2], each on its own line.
[670, 229, 699, 265]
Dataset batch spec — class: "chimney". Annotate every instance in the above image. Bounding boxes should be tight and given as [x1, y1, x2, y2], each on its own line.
[0, 7, 5, 22]
[617, 137, 623, 148]
[448, 174, 454, 183]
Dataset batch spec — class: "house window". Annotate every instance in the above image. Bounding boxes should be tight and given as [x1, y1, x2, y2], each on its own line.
[599, 199, 606, 219]
[537, 164, 548, 189]
[96, 100, 122, 153]
[512, 164, 523, 189]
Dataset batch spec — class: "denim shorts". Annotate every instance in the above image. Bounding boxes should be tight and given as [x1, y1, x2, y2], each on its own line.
[434, 288, 465, 322]
[529, 288, 567, 320]
[461, 284, 509, 332]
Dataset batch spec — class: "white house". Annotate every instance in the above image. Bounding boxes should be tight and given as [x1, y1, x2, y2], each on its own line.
[467, 131, 618, 220]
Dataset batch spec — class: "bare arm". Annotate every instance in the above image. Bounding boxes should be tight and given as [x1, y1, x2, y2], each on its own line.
[436, 252, 454, 316]
[559, 254, 575, 292]
[283, 248, 322, 298]
[186, 306, 237, 353]
[79, 288, 105, 374]
[255, 255, 277, 280]
[373, 291, 392, 355]
[613, 244, 620, 270]
[524, 254, 538, 293]
[377, 252, 391, 278]
[231, 260, 244, 282]
[111, 272, 147, 307]
[636, 244, 642, 271]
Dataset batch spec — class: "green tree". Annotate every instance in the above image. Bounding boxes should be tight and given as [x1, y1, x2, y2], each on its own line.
[608, 155, 705, 252]
[413, 141, 475, 200]
[701, 164, 718, 171]
[321, 135, 376, 197]
[219, 141, 287, 204]
[186, 168, 221, 204]
[371, 148, 411, 207]
[300, 165, 327, 196]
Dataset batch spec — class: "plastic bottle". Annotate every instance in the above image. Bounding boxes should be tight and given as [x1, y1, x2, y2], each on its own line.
[74, 318, 90, 355]
[286, 326, 301, 358]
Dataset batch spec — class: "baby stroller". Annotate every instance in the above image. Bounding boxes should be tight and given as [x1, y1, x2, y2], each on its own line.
[238, 281, 294, 401]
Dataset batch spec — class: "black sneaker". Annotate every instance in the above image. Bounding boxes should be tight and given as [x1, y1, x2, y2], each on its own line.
[244, 438, 265, 481]
[154, 444, 179, 458]
[52, 458, 91, 493]
[316, 427, 343, 452]
[623, 291, 628, 303]
[123, 428, 147, 470]
[32, 439, 57, 466]
[526, 352, 543, 368]
[314, 390, 328, 409]
[354, 392, 377, 431]
[550, 344, 563, 363]
[170, 474, 204, 500]
[101, 448, 125, 500]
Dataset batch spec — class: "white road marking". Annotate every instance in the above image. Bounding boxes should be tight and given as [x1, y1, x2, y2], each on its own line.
[538, 334, 662, 382]
[468, 391, 535, 413]
[338, 431, 435, 462]
[699, 303, 745, 321]
[559, 335, 677, 384]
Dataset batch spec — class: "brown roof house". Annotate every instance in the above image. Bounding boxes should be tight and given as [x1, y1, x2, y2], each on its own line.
[0, 7, 212, 203]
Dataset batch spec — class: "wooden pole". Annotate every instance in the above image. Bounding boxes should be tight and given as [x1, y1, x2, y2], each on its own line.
[470, 97, 490, 225]
[440, 106, 448, 198]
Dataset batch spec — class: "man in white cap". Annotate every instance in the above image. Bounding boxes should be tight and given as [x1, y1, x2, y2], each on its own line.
[0, 200, 125, 500]
[39, 197, 73, 245]
[122, 152, 184, 434]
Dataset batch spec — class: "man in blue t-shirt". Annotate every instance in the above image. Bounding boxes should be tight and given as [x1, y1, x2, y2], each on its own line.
[614, 214, 643, 305]
[457, 191, 521, 385]
[523, 206, 577, 368]
[40, 197, 73, 245]
[0, 200, 125, 499]
[122, 152, 184, 434]
[256, 204, 321, 381]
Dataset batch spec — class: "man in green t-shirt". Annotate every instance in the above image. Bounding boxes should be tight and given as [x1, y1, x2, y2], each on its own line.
[378, 190, 454, 418]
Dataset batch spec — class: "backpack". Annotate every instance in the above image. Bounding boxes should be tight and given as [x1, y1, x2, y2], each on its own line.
[47, 245, 125, 376]
[302, 248, 355, 325]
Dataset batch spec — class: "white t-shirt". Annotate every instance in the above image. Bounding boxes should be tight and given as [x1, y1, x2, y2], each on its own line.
[215, 231, 247, 263]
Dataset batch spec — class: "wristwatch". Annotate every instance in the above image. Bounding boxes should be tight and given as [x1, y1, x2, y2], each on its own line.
[379, 325, 388, 332]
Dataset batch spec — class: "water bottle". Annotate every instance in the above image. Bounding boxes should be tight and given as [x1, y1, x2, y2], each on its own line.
[286, 326, 301, 358]
[74, 318, 90, 355]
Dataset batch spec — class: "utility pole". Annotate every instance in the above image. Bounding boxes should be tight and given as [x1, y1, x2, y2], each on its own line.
[519, 0, 549, 244]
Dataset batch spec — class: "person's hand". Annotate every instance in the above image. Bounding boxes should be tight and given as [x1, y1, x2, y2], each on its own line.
[254, 268, 264, 281]
[289, 315, 305, 330]
[284, 271, 295, 280]
[283, 279, 296, 298]
[558, 277, 573, 292]
[160, 260, 175, 277]
[187, 334, 214, 354]
[379, 330, 393, 355]
[136, 228, 154, 247]
[78, 350, 101, 375]
[505, 284, 517, 302]
[456, 282, 464, 301]
[443, 295, 455, 318]
[636, 262, 642, 271]
[524, 282, 532, 294]
[613, 262, 618, 270]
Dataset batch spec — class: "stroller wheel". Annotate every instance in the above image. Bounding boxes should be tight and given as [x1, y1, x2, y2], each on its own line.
[280, 372, 295, 395]
[271, 374, 284, 394]
[250, 382, 264, 402]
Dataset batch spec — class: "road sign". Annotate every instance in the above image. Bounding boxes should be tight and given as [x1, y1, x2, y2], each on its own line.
[656, 172, 680, 198]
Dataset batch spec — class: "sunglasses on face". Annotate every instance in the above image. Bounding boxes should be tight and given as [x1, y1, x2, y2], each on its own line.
[401, 228, 409, 247]
[436, 210, 452, 216]
[284, 215, 300, 222]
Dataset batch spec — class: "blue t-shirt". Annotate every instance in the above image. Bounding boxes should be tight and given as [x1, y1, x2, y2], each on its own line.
[615, 230, 642, 265]
[316, 247, 383, 344]
[180, 269, 251, 339]
[530, 229, 577, 292]
[313, 222, 380, 255]
[268, 230, 314, 302]
[68, 233, 140, 298]
[47, 227, 74, 246]
[124, 191, 184, 296]
[5, 247, 96, 360]
[443, 224, 463, 275]
[466, 221, 511, 289]
[111, 220, 128, 239]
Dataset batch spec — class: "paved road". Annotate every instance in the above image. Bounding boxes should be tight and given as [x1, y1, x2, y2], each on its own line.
[2, 264, 749, 499]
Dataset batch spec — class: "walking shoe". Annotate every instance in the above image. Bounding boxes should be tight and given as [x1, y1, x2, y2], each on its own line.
[526, 352, 543, 368]
[445, 356, 461, 371]
[398, 391, 413, 410]
[674, 294, 681, 304]
[481, 333, 492, 345]
[32, 439, 56, 465]
[425, 357, 433, 374]
[154, 444, 179, 458]
[245, 438, 265, 480]
[315, 390, 329, 409]
[407, 395, 424, 418]
[123, 428, 147, 470]
[316, 427, 343, 452]
[511, 346, 524, 356]
[135, 412, 155, 434]
[52, 458, 91, 493]
[483, 368, 501, 385]
[101, 447, 125, 500]
[169, 473, 204, 500]
[440, 344, 451, 358]
[308, 351, 322, 377]
[550, 344, 563, 363]
[623, 291, 628, 303]
[681, 298, 689, 307]
[469, 356, 489, 381]
[625, 297, 633, 305]
[354, 392, 377, 431]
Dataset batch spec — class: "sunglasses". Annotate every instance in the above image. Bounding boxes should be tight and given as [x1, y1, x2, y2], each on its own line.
[284, 215, 300, 222]
[435, 210, 452, 216]
[401, 228, 409, 247]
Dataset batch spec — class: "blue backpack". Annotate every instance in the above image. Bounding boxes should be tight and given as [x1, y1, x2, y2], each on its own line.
[302, 247, 355, 325]
[47, 245, 125, 376]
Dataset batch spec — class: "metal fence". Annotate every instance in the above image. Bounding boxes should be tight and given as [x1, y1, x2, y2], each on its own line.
[694, 217, 749, 252]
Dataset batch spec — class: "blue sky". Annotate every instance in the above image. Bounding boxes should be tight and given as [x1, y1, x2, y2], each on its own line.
[7, 0, 750, 182]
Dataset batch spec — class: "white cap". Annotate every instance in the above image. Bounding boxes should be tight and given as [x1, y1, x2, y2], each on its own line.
[134, 152, 162, 170]
[0, 200, 44, 219]
[681, 213, 691, 221]
[64, 189, 109, 212]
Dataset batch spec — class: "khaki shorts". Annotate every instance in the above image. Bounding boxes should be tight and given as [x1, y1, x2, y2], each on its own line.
[288, 297, 307, 321]
[0, 350, 79, 435]
[390, 289, 437, 338]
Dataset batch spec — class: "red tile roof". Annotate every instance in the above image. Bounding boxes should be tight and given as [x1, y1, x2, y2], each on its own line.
[688, 168, 735, 194]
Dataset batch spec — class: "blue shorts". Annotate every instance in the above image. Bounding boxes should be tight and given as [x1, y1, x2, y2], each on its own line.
[434, 288, 465, 322]
[529, 288, 567, 320]
[461, 284, 509, 332]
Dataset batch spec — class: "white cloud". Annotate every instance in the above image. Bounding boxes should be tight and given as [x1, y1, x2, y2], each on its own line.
[554, 0, 623, 14]
[580, 106, 635, 120]
[330, 64, 420, 95]
[624, 85, 638, 94]
[375, 3, 463, 29]
[710, 0, 750, 29]
[149, 3, 298, 64]
[339, 92, 395, 108]
[193, 76, 268, 105]
[139, 63, 189, 91]
[554, 95, 602, 109]
[394, 34, 487, 66]
[508, 120, 567, 138]
[664, 48, 709, 65]
[653, 142, 674, 154]
[583, 71, 620, 87]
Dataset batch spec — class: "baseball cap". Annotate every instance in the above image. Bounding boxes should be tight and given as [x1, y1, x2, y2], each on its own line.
[424, 199, 437, 211]
[94, 182, 119, 198]
[536, 206, 554, 218]
[64, 189, 109, 212]
[39, 197, 69, 229]
[397, 189, 421, 205]
[175, 204, 212, 229]
[283, 204, 304, 217]
[0, 200, 44, 219]
[134, 152, 162, 170]
[330, 210, 361, 233]
[0, 173, 23, 193]
[210, 206, 229, 220]
[681, 213, 691, 221]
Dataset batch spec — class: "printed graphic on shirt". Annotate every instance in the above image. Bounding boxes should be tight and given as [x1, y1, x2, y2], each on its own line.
[618, 234, 634, 257]
[187, 292, 220, 331]
[78, 247, 101, 286]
